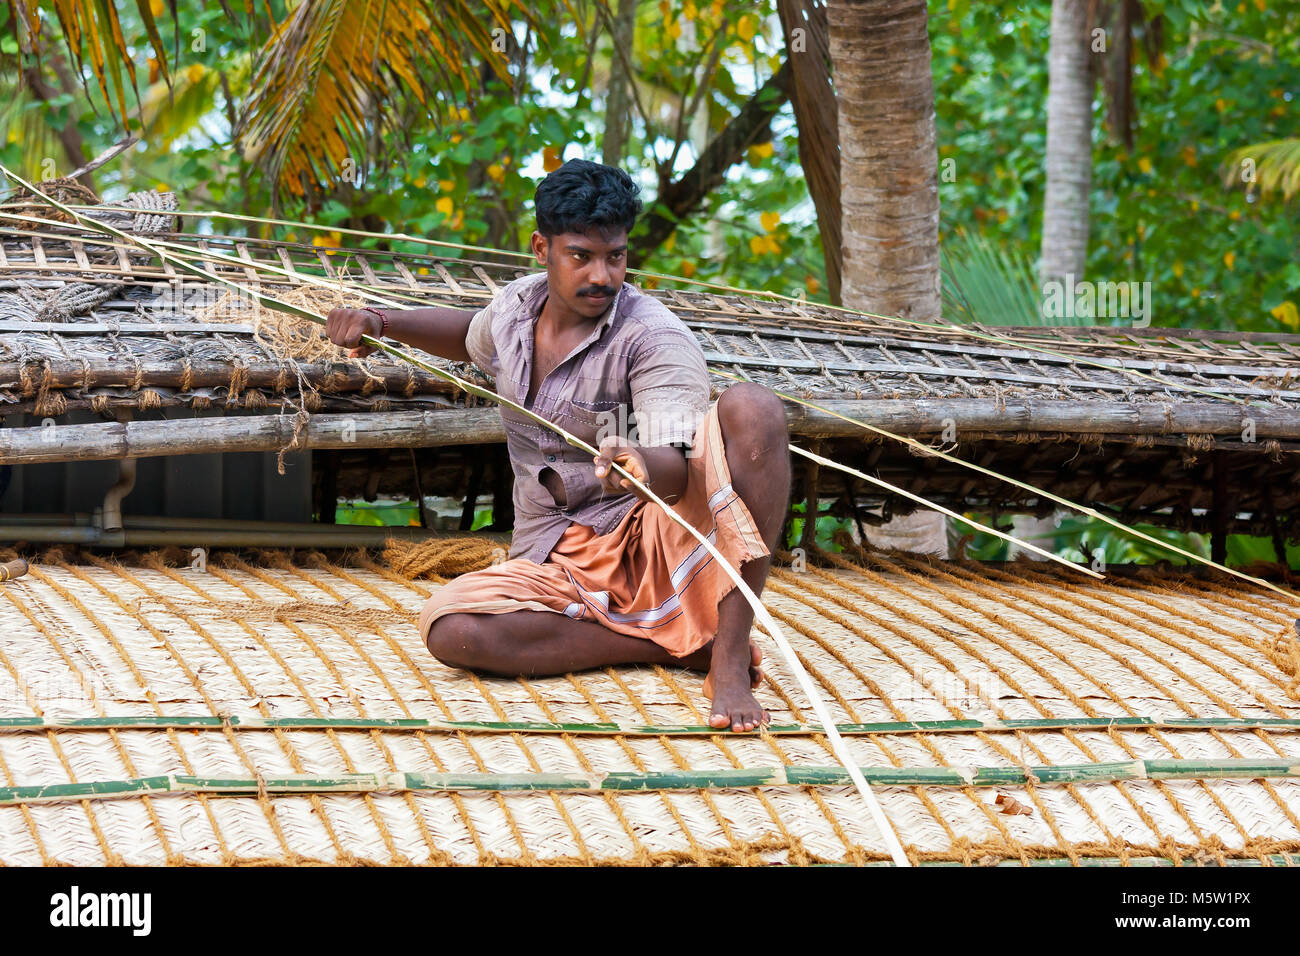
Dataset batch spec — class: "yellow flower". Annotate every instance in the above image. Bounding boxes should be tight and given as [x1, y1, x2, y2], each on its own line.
[450, 134, 462, 144]
[747, 141, 774, 164]
[667, 18, 681, 39]
[413, 175, 426, 188]
[543, 146, 563, 172]
[438, 178, 455, 192]
[1270, 301, 1300, 331]
[664, 233, 676, 253]
[1229, 210, 1241, 220]
[1223, 251, 1235, 270]
[1137, 156, 1152, 174]
[1172, 261, 1184, 278]
[436, 196, 454, 216]
[680, 260, 696, 278]
[150, 0, 164, 16]
[1215, 98, 1227, 112]
[1181, 145, 1197, 167]
[760, 211, 781, 233]
[749, 235, 766, 255]
[683, 0, 697, 19]
[185, 63, 205, 85]
[737, 14, 756, 41]
[486, 163, 505, 183]
[805, 275, 820, 296]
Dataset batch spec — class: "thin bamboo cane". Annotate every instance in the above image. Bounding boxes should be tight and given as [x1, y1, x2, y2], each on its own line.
[0, 165, 914, 866]
[0, 715, 1295, 735]
[714, 371, 1297, 602]
[4, 757, 1298, 806]
[1, 202, 1269, 404]
[790, 443, 1100, 578]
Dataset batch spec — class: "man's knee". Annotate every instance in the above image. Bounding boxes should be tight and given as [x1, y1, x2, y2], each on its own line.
[717, 382, 788, 454]
[424, 612, 492, 669]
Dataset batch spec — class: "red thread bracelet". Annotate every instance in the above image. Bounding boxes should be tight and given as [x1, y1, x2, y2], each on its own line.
[361, 306, 389, 339]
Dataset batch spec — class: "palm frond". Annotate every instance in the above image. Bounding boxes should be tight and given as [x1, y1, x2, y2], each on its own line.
[136, 63, 223, 150]
[1223, 138, 1300, 202]
[17, 0, 172, 130]
[0, 85, 63, 181]
[941, 229, 1060, 326]
[234, 0, 530, 202]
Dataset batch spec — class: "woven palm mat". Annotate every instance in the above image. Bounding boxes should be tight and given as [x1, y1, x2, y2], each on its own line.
[0, 546, 1298, 866]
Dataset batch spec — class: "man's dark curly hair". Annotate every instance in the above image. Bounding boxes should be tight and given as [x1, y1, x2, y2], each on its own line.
[534, 159, 642, 238]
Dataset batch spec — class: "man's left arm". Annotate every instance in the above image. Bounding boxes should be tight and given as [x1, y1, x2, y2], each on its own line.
[592, 328, 710, 504]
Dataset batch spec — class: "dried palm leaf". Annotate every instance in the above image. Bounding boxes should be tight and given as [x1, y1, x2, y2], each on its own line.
[234, 0, 531, 201]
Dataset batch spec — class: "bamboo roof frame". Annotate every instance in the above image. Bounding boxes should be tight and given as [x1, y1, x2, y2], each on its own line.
[2, 191, 1298, 546]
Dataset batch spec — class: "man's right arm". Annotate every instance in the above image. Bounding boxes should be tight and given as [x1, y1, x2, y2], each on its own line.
[324, 306, 478, 362]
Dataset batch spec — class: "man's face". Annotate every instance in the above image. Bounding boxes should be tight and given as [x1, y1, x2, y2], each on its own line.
[532, 227, 629, 320]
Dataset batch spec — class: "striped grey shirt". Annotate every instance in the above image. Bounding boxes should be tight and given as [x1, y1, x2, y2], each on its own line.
[464, 272, 711, 563]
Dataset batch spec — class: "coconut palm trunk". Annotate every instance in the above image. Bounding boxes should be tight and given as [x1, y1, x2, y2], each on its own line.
[1040, 0, 1094, 283]
[830, 0, 941, 321]
[829, 0, 946, 555]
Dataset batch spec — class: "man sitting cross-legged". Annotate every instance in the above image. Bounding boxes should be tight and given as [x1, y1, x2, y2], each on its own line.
[325, 159, 791, 731]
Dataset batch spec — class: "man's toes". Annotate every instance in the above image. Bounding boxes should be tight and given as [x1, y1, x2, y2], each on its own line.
[709, 711, 730, 729]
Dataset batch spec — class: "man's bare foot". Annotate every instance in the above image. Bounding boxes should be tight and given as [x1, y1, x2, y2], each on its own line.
[706, 677, 769, 732]
[701, 642, 763, 699]
[703, 643, 769, 733]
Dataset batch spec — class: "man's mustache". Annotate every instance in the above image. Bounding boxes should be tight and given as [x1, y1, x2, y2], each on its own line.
[578, 285, 617, 297]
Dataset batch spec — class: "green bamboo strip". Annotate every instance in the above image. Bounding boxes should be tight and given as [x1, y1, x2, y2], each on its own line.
[1, 714, 1297, 735]
[1, 167, 916, 866]
[35, 201, 1276, 404]
[2, 758, 1297, 806]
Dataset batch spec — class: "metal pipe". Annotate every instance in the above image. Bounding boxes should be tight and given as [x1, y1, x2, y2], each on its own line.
[0, 513, 510, 542]
[101, 457, 137, 531]
[0, 524, 503, 549]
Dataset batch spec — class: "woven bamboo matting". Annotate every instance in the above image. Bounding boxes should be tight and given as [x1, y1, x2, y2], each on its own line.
[0, 547, 1298, 866]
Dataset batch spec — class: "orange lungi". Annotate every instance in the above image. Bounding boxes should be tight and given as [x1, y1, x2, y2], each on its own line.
[417, 399, 771, 658]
